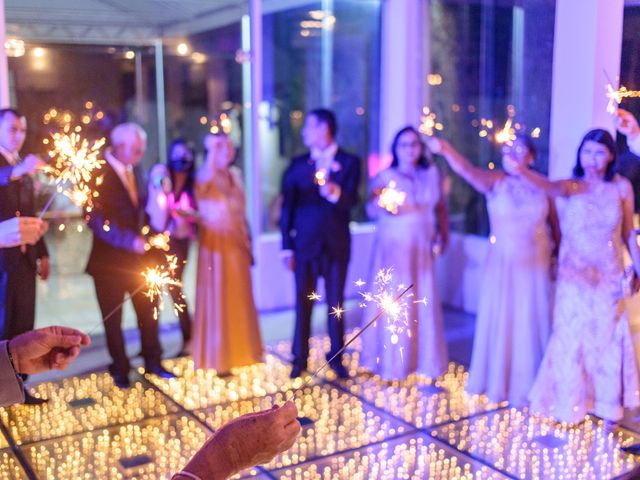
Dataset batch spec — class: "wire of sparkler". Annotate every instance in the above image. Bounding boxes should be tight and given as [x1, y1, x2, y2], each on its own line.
[38, 183, 68, 220]
[38, 192, 59, 220]
[86, 283, 146, 336]
[285, 283, 414, 401]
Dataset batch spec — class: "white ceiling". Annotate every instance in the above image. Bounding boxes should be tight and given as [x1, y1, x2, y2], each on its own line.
[3, 0, 314, 45]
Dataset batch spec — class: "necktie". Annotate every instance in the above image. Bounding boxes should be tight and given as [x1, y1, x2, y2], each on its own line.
[124, 166, 139, 205]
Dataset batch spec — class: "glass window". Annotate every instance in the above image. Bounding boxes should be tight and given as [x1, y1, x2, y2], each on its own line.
[261, 0, 382, 231]
[7, 43, 159, 274]
[428, 0, 556, 235]
[163, 23, 244, 168]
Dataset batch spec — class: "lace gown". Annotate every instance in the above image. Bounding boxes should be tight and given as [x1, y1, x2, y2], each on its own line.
[467, 176, 553, 405]
[529, 177, 640, 422]
[193, 166, 264, 371]
[359, 166, 448, 380]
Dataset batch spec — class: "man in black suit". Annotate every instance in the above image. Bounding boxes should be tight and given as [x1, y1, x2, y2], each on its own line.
[280, 109, 361, 379]
[86, 122, 174, 388]
[0, 108, 50, 404]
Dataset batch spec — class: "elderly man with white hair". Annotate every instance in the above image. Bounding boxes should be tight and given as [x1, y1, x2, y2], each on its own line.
[85, 122, 175, 388]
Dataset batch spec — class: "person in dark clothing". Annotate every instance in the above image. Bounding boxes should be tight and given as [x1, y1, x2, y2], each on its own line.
[0, 108, 50, 404]
[279, 109, 361, 379]
[86, 122, 175, 389]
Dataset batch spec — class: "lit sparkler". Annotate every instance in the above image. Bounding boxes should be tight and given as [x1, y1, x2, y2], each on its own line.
[87, 255, 183, 335]
[308, 291, 322, 301]
[287, 282, 414, 397]
[314, 168, 327, 186]
[40, 128, 106, 218]
[494, 117, 516, 145]
[606, 83, 640, 114]
[146, 232, 171, 252]
[418, 107, 444, 136]
[141, 254, 185, 320]
[377, 180, 407, 215]
[330, 305, 345, 319]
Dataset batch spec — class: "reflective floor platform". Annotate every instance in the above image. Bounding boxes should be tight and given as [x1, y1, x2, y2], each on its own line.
[1, 336, 640, 479]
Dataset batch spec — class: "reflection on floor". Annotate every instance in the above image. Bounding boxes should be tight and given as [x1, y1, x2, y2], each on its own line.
[1, 335, 640, 479]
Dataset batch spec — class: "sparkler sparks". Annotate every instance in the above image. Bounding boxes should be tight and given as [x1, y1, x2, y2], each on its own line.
[308, 291, 322, 301]
[473, 106, 540, 146]
[146, 232, 171, 252]
[356, 268, 418, 354]
[287, 282, 414, 397]
[494, 117, 516, 145]
[606, 83, 640, 114]
[330, 305, 345, 319]
[40, 128, 106, 217]
[87, 255, 184, 336]
[354, 279, 366, 288]
[377, 180, 407, 215]
[141, 255, 185, 320]
[314, 168, 327, 186]
[418, 107, 444, 136]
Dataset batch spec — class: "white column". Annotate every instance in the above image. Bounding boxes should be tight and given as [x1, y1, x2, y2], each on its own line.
[241, 1, 263, 239]
[379, 0, 427, 157]
[154, 39, 167, 164]
[320, 0, 334, 106]
[0, 0, 9, 108]
[548, 0, 624, 179]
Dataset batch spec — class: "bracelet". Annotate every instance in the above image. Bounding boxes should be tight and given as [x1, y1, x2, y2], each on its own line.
[171, 471, 202, 480]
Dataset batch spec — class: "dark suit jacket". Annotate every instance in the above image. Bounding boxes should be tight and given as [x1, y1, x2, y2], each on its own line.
[0, 153, 48, 272]
[85, 161, 154, 277]
[280, 148, 361, 262]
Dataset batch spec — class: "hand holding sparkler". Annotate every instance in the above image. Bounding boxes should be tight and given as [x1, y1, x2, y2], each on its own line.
[615, 108, 640, 140]
[11, 154, 45, 179]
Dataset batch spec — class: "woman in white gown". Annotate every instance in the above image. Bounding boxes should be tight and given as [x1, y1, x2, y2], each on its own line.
[428, 135, 559, 405]
[359, 126, 449, 380]
[518, 129, 640, 423]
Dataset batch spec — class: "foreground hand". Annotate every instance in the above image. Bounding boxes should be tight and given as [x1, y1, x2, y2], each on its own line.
[8, 326, 91, 375]
[615, 109, 640, 139]
[182, 401, 301, 479]
[0, 217, 48, 248]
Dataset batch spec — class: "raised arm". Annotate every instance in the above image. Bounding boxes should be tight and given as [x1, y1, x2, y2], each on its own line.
[503, 155, 579, 198]
[425, 137, 502, 194]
